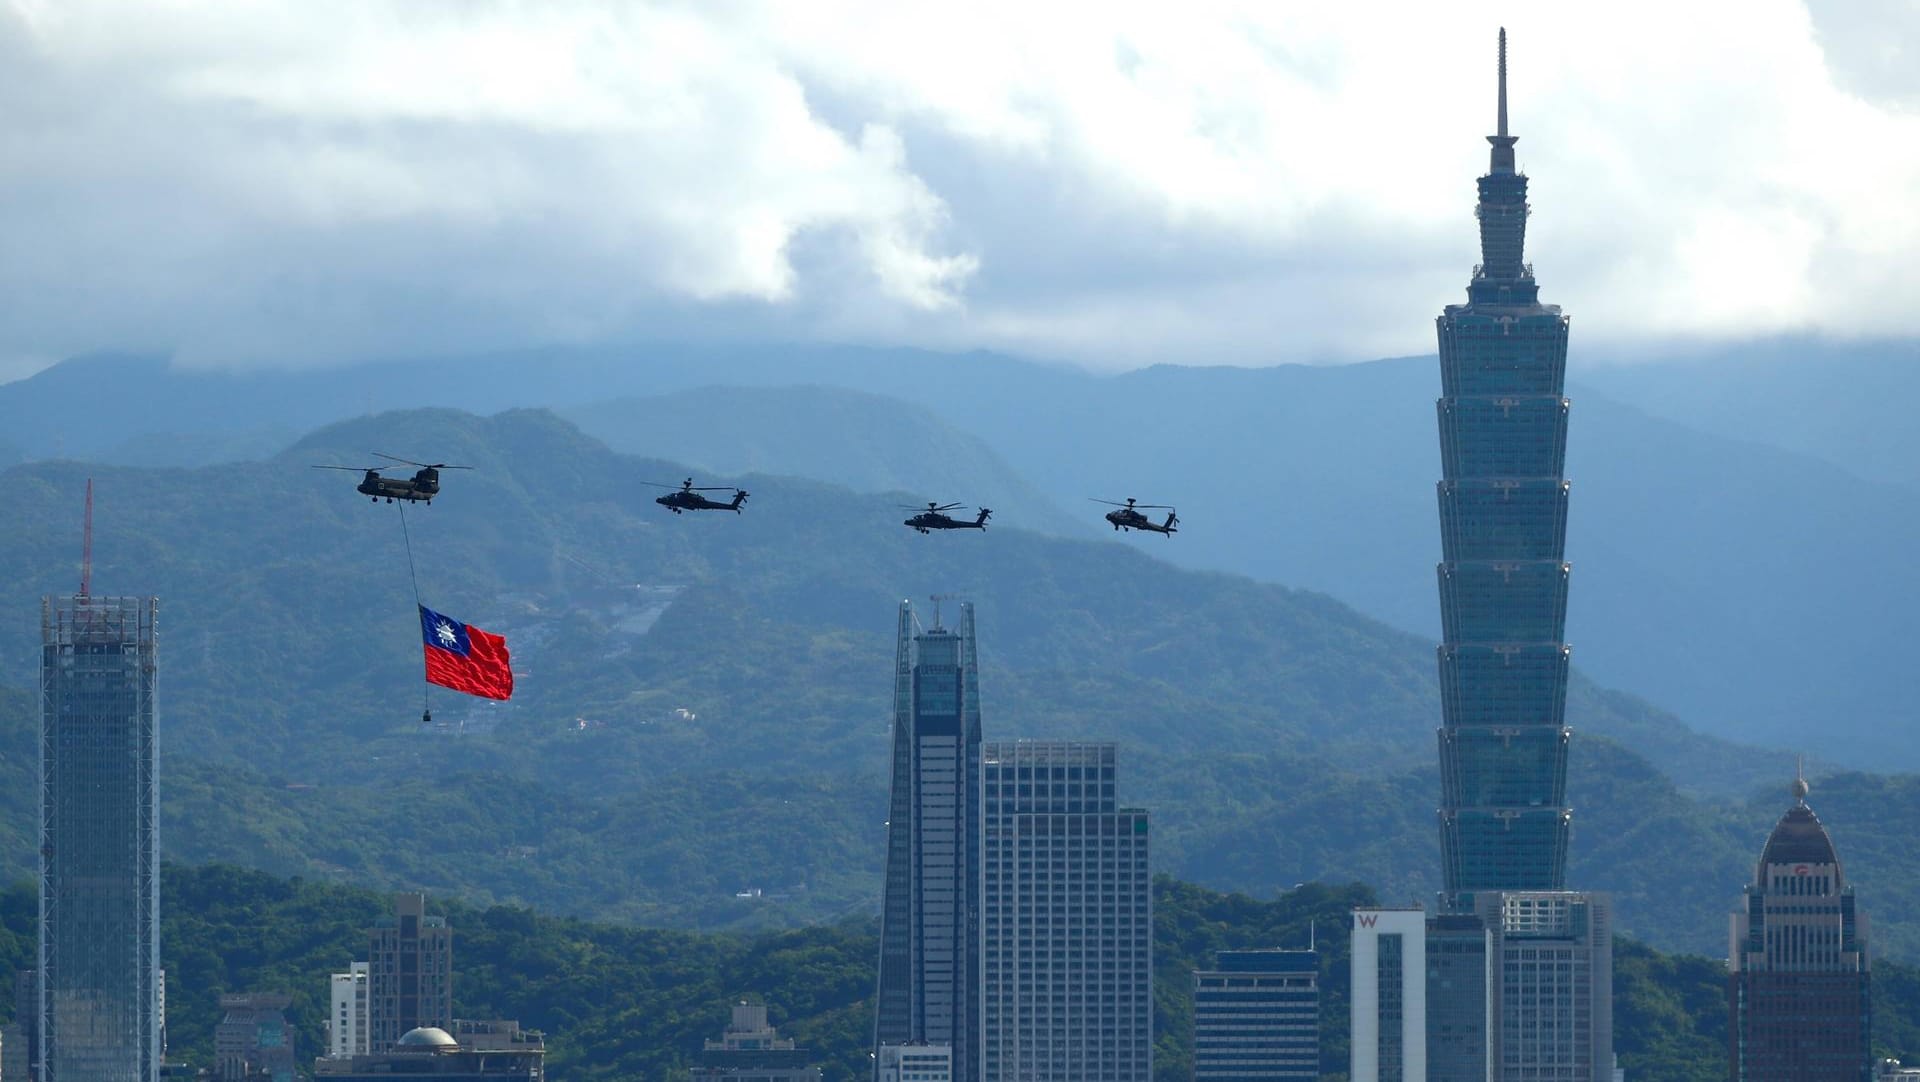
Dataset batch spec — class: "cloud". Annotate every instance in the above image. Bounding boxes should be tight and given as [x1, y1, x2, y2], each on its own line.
[0, 0, 1914, 372]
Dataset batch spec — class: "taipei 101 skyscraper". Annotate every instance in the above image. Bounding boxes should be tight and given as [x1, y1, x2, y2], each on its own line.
[1433, 28, 1574, 902]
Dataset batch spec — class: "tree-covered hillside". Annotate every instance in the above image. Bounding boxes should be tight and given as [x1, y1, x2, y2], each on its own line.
[0, 409, 1906, 957]
[6, 344, 1912, 769]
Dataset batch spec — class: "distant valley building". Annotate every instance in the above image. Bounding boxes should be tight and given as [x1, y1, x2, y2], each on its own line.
[873, 601, 984, 1082]
[1729, 774, 1871, 1082]
[693, 1001, 821, 1082]
[327, 962, 369, 1058]
[367, 893, 453, 1051]
[314, 1024, 543, 1081]
[982, 741, 1152, 1082]
[1193, 949, 1318, 1082]
[213, 993, 295, 1082]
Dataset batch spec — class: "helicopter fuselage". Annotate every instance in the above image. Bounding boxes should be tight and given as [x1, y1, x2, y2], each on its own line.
[356, 469, 439, 504]
[1105, 508, 1177, 534]
[905, 510, 991, 533]
[655, 490, 747, 513]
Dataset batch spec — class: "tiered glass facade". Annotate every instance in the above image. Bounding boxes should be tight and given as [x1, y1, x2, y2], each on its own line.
[875, 601, 982, 1082]
[39, 595, 160, 1082]
[1434, 29, 1574, 903]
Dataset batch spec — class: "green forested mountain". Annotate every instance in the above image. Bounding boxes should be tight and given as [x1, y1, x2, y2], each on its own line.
[0, 408, 1908, 958]
[5, 343, 1917, 767]
[0, 865, 1912, 1082]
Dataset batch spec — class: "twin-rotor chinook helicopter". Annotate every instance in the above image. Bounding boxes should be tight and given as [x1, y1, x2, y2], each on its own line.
[315, 454, 1181, 538]
[311, 453, 473, 504]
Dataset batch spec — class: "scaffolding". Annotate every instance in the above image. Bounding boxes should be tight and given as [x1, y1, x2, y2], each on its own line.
[39, 594, 160, 1082]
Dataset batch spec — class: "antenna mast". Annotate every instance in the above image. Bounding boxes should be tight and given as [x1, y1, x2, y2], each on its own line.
[80, 478, 93, 597]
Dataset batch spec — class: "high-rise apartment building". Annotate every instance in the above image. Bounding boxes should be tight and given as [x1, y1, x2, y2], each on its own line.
[39, 594, 161, 1082]
[366, 894, 452, 1052]
[1433, 27, 1572, 903]
[1350, 909, 1426, 1082]
[982, 741, 1151, 1082]
[327, 962, 369, 1058]
[1729, 775, 1870, 1082]
[1193, 950, 1318, 1082]
[874, 600, 984, 1082]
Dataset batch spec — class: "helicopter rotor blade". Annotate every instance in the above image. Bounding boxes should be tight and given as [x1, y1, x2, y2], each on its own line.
[427, 464, 474, 470]
[1090, 498, 1132, 507]
[1130, 503, 1175, 510]
[372, 451, 429, 467]
[311, 464, 383, 472]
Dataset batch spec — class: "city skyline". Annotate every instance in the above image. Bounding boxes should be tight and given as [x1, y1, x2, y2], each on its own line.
[0, 8, 1907, 1080]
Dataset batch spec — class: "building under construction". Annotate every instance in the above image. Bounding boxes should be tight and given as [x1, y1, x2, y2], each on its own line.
[39, 592, 160, 1082]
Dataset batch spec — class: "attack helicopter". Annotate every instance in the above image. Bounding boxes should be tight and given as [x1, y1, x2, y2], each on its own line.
[902, 502, 992, 534]
[312, 452, 472, 504]
[645, 478, 749, 514]
[1091, 497, 1178, 535]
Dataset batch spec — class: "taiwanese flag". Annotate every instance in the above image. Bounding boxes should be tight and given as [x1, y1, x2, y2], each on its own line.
[419, 605, 514, 700]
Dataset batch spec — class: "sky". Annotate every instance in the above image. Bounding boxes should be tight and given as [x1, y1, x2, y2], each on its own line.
[0, 0, 1915, 377]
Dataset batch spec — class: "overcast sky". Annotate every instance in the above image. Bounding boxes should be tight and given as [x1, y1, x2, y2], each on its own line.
[0, 0, 1915, 377]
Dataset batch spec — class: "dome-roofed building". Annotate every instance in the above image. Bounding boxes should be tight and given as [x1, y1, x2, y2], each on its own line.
[398, 1026, 459, 1051]
[314, 1019, 543, 1080]
[1729, 766, 1871, 1082]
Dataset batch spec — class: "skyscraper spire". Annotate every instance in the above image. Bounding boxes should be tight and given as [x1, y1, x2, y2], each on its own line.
[1487, 28, 1518, 175]
[1498, 27, 1508, 138]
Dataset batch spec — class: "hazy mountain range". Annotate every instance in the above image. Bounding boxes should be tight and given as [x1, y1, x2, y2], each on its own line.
[2, 341, 1915, 763]
[0, 392, 1917, 957]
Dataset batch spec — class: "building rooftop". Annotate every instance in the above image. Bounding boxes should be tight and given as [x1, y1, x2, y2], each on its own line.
[399, 1027, 459, 1050]
[1759, 803, 1840, 868]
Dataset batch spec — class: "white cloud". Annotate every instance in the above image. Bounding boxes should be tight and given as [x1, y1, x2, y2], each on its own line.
[0, 0, 1914, 371]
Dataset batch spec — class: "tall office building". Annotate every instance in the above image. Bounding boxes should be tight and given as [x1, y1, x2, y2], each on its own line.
[366, 894, 453, 1052]
[1351, 909, 1426, 1082]
[39, 594, 161, 1082]
[1729, 774, 1870, 1082]
[1433, 27, 1572, 902]
[1424, 33, 1613, 1082]
[1193, 949, 1319, 1082]
[327, 962, 370, 1058]
[982, 741, 1151, 1082]
[1477, 892, 1613, 1082]
[874, 601, 983, 1082]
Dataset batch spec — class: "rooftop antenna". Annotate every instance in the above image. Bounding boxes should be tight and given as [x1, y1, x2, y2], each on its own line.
[1487, 28, 1518, 174]
[79, 478, 93, 597]
[929, 593, 962, 630]
[1497, 27, 1508, 138]
[1793, 754, 1810, 804]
